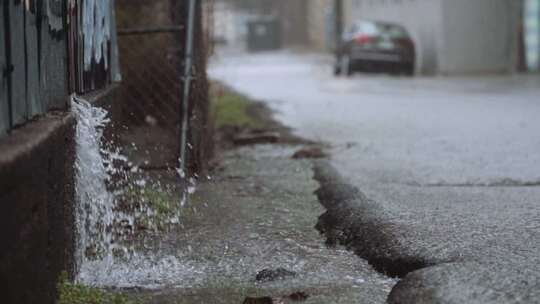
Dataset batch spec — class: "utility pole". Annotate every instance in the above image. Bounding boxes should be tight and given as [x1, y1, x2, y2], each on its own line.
[334, 0, 344, 49]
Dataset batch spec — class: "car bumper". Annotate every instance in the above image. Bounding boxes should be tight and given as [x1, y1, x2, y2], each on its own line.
[351, 51, 403, 62]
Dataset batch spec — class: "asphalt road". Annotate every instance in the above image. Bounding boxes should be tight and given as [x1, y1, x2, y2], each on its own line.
[209, 51, 540, 303]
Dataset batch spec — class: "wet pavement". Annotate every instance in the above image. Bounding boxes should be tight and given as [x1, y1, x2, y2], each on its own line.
[123, 145, 394, 303]
[210, 51, 540, 303]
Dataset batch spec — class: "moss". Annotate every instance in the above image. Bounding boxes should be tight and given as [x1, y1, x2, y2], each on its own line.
[142, 187, 175, 216]
[57, 272, 141, 304]
[124, 185, 179, 232]
[211, 85, 262, 129]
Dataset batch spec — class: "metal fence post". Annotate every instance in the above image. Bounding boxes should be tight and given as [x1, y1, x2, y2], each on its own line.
[179, 0, 197, 201]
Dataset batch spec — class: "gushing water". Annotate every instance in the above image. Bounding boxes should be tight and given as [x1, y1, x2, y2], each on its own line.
[72, 96, 147, 283]
[70, 102, 389, 296]
[72, 96, 191, 287]
[72, 96, 118, 279]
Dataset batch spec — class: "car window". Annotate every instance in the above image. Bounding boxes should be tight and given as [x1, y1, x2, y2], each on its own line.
[358, 21, 379, 35]
[381, 24, 408, 38]
[350, 20, 409, 39]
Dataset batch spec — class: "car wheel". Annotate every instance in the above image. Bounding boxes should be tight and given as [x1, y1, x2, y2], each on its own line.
[403, 64, 414, 76]
[389, 64, 401, 76]
[340, 55, 352, 76]
[333, 60, 341, 76]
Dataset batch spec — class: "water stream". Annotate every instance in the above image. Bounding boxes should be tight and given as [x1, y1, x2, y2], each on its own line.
[69, 95, 388, 300]
[72, 96, 195, 287]
[72, 96, 118, 279]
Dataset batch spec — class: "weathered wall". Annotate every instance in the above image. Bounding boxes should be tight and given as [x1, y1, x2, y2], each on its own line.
[0, 113, 76, 304]
[0, 0, 69, 137]
[276, 0, 309, 47]
[307, 0, 333, 51]
[0, 1, 122, 303]
[0, 3, 74, 301]
[114, 0, 211, 174]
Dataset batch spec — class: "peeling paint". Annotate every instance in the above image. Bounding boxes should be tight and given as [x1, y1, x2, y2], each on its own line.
[47, 0, 64, 32]
[83, 0, 112, 71]
[110, 0, 122, 82]
[1, 0, 119, 135]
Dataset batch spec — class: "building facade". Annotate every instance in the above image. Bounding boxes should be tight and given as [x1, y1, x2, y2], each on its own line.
[345, 0, 523, 75]
[0, 1, 119, 303]
[212, 0, 336, 51]
[306, 0, 335, 51]
[525, 0, 540, 71]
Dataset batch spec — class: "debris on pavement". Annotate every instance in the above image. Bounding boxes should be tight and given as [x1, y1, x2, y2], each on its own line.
[255, 268, 297, 282]
[233, 131, 281, 146]
[243, 291, 309, 304]
[291, 146, 328, 159]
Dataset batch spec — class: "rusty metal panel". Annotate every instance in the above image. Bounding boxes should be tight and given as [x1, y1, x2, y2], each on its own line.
[110, 0, 122, 82]
[65, 0, 119, 94]
[66, 0, 79, 94]
[0, 3, 8, 136]
[25, 5, 42, 118]
[41, 0, 68, 110]
[9, 0, 27, 126]
[82, 0, 111, 93]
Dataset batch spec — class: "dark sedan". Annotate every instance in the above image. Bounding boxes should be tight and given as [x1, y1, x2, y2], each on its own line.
[334, 20, 415, 76]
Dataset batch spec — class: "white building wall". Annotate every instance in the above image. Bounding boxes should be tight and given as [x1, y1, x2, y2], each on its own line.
[345, 0, 521, 75]
[439, 0, 521, 74]
[525, 0, 540, 71]
[345, 0, 444, 75]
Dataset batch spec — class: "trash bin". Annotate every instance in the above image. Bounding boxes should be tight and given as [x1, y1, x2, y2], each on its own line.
[246, 18, 281, 52]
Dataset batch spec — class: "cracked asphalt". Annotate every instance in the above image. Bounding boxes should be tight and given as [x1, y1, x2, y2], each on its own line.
[210, 51, 540, 303]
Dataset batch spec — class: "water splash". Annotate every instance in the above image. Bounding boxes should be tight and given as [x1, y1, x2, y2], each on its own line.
[72, 96, 117, 278]
[176, 158, 198, 207]
[72, 95, 190, 286]
[76, 254, 206, 289]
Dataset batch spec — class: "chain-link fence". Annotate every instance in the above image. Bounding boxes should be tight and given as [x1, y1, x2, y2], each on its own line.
[114, 0, 212, 174]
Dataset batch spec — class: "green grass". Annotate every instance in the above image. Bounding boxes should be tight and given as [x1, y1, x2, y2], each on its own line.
[141, 187, 175, 216]
[57, 272, 141, 304]
[211, 86, 262, 129]
[123, 185, 179, 232]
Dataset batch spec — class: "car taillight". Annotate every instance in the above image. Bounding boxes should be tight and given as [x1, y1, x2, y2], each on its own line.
[355, 34, 372, 44]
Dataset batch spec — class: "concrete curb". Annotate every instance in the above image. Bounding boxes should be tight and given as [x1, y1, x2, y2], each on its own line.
[0, 112, 76, 304]
[312, 160, 435, 278]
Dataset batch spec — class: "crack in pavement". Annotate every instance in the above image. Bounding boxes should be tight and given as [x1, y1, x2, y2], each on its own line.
[312, 160, 540, 303]
[312, 160, 439, 279]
